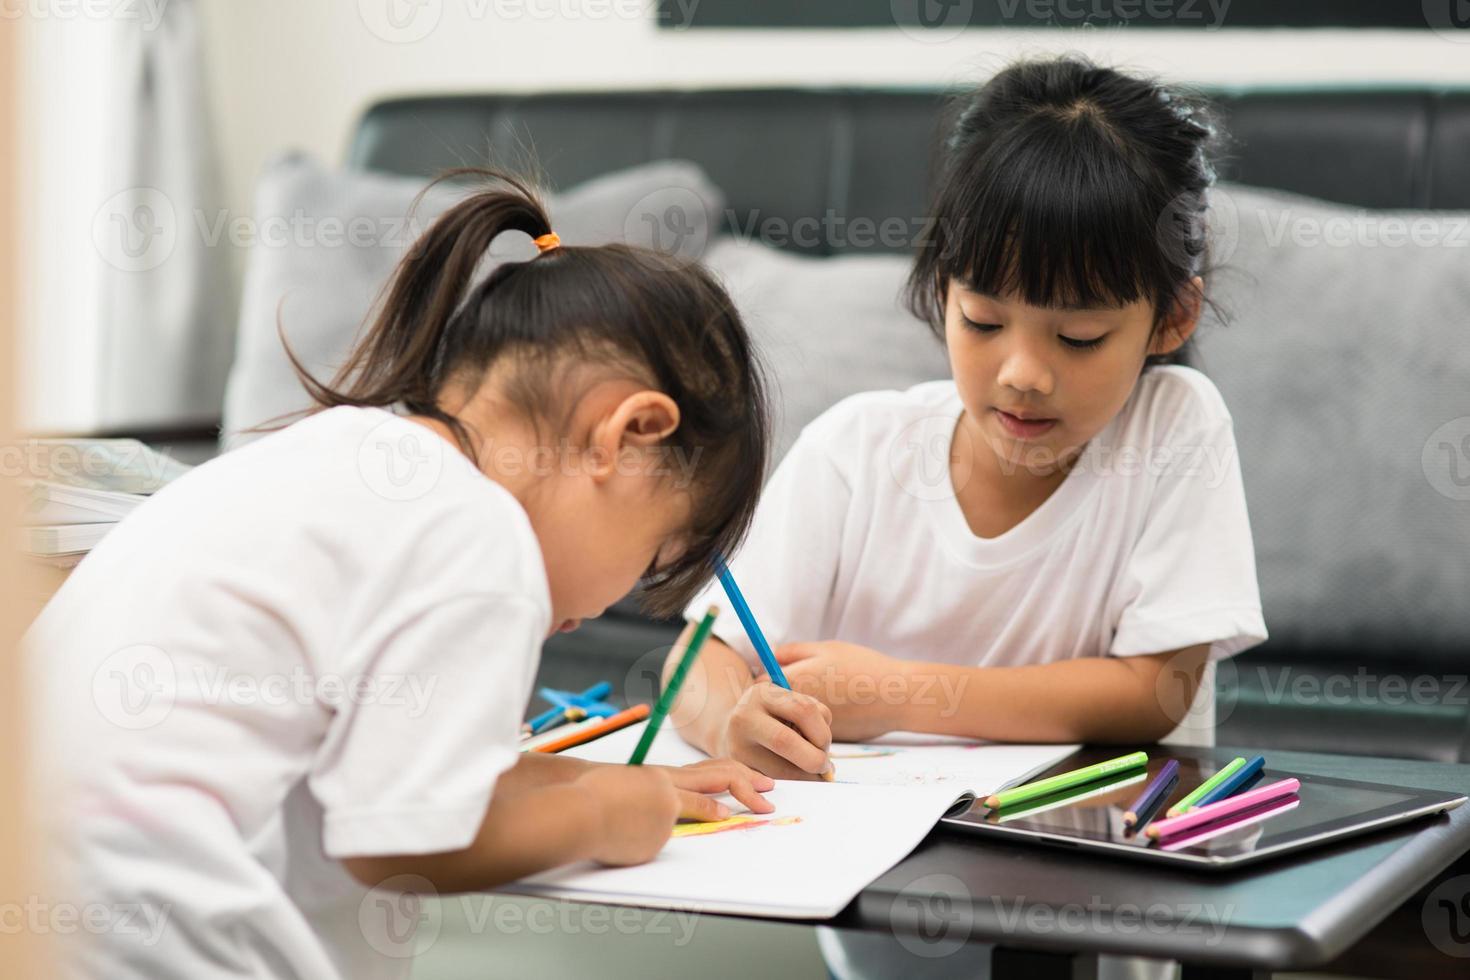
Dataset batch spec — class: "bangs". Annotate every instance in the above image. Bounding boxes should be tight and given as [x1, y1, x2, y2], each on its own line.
[914, 109, 1176, 325]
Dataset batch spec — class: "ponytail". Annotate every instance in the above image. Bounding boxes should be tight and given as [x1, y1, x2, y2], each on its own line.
[284, 168, 554, 452]
[280, 166, 770, 618]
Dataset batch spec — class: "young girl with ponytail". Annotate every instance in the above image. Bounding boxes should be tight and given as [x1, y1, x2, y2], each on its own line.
[31, 170, 775, 980]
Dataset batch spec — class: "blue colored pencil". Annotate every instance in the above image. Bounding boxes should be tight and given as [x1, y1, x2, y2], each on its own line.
[530, 705, 586, 736]
[712, 553, 834, 781]
[1188, 755, 1266, 811]
[1123, 759, 1179, 828]
[522, 681, 611, 734]
[713, 554, 789, 690]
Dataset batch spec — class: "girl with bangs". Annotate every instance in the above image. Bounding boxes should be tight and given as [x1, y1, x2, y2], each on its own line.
[669, 57, 1268, 790]
[667, 54, 1270, 980]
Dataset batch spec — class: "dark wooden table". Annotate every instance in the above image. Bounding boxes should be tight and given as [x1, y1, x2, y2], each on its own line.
[834, 745, 1470, 979]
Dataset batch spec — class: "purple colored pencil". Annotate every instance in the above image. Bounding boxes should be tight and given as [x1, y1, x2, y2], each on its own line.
[1123, 759, 1179, 828]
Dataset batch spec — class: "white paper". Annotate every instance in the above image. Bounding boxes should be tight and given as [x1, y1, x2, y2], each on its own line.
[505, 780, 966, 918]
[566, 720, 1078, 797]
[511, 722, 1081, 918]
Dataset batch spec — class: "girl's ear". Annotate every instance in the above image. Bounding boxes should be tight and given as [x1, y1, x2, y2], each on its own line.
[588, 390, 681, 480]
[1150, 276, 1204, 356]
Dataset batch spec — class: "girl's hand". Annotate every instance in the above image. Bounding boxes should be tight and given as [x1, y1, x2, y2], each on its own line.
[574, 765, 680, 866]
[655, 758, 777, 820]
[775, 640, 909, 742]
[716, 682, 835, 781]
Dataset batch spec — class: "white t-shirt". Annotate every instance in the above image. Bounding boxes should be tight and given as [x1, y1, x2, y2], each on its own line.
[28, 407, 551, 980]
[686, 366, 1268, 743]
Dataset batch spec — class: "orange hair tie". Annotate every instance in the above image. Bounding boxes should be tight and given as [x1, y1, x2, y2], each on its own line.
[532, 232, 561, 253]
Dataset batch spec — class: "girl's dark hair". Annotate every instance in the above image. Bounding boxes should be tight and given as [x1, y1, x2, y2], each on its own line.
[289, 168, 768, 618]
[906, 56, 1226, 368]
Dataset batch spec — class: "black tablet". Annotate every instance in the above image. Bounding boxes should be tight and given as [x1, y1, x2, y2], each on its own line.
[942, 747, 1467, 869]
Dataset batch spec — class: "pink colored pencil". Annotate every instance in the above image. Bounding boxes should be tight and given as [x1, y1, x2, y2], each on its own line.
[1145, 778, 1301, 840]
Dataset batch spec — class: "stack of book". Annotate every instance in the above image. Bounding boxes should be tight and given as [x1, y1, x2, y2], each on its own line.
[19, 439, 191, 565]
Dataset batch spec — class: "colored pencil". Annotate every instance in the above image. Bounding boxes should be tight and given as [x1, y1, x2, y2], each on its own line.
[1166, 757, 1246, 817]
[983, 751, 1149, 809]
[1188, 755, 1266, 811]
[1123, 759, 1180, 828]
[713, 554, 789, 689]
[1146, 778, 1301, 839]
[519, 714, 603, 752]
[995, 768, 1148, 824]
[629, 605, 718, 765]
[530, 705, 586, 737]
[712, 553, 834, 782]
[1155, 795, 1301, 851]
[523, 681, 613, 734]
[531, 703, 651, 754]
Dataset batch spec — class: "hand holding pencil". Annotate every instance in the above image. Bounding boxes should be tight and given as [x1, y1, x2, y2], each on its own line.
[712, 557, 838, 782]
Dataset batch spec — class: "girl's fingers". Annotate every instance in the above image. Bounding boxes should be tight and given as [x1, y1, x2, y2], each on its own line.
[740, 742, 825, 781]
[752, 713, 830, 776]
[760, 688, 833, 753]
[675, 790, 731, 822]
[724, 774, 775, 814]
[773, 643, 817, 664]
[666, 760, 775, 792]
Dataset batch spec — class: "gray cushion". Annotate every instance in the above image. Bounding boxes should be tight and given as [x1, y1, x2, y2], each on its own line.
[1194, 183, 1470, 658]
[222, 156, 724, 448]
[701, 238, 952, 467]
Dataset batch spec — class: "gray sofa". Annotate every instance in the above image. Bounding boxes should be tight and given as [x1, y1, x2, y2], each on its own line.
[239, 87, 1470, 762]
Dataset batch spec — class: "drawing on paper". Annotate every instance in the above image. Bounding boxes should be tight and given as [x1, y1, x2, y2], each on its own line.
[828, 748, 901, 760]
[671, 815, 804, 838]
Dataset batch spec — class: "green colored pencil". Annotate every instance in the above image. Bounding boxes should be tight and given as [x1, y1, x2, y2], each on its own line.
[983, 751, 1148, 809]
[628, 605, 718, 766]
[1166, 757, 1246, 817]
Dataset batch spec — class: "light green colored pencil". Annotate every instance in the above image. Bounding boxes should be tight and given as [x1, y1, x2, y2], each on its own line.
[1166, 757, 1246, 817]
[628, 605, 718, 766]
[983, 751, 1148, 809]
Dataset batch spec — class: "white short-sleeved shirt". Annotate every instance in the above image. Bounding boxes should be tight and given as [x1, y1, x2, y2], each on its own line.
[28, 407, 551, 980]
[686, 366, 1268, 742]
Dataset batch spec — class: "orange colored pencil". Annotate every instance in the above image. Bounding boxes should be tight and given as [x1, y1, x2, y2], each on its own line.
[530, 703, 651, 754]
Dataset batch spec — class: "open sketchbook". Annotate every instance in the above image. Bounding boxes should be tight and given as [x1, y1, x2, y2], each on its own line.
[503, 722, 1078, 918]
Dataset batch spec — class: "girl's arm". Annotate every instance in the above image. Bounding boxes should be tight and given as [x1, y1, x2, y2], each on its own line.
[340, 753, 775, 892]
[778, 641, 1212, 745]
[904, 645, 1210, 743]
[340, 765, 676, 892]
[490, 750, 592, 793]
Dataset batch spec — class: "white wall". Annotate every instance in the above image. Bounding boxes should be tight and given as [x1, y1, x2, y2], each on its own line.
[17, 12, 113, 432]
[21, 0, 1470, 430]
[197, 4, 1470, 224]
